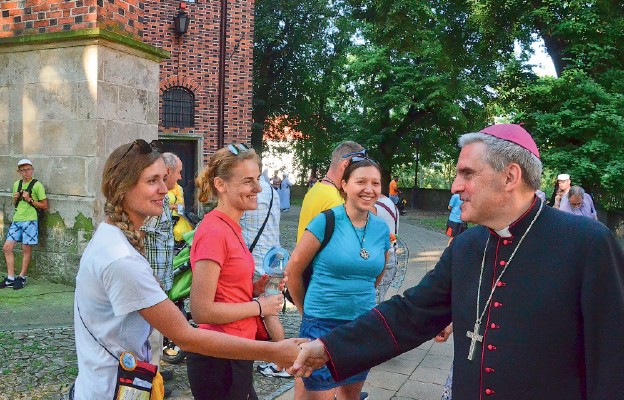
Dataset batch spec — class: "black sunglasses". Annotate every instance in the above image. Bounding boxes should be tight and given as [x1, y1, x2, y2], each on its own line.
[348, 155, 378, 166]
[227, 143, 250, 155]
[111, 139, 158, 171]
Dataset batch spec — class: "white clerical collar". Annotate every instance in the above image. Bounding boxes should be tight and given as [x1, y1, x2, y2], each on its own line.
[495, 227, 513, 237]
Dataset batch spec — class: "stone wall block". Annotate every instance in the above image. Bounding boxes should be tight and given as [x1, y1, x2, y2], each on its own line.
[102, 120, 138, 152]
[98, 47, 160, 90]
[97, 81, 120, 121]
[0, 177, 17, 201]
[39, 83, 74, 121]
[0, 85, 9, 122]
[72, 81, 97, 120]
[34, 250, 81, 285]
[35, 120, 98, 157]
[85, 155, 101, 199]
[44, 224, 78, 254]
[21, 84, 39, 148]
[44, 157, 90, 197]
[38, 47, 86, 84]
[7, 83, 24, 121]
[147, 90, 159, 125]
[118, 85, 148, 124]
[0, 52, 28, 86]
[0, 120, 9, 157]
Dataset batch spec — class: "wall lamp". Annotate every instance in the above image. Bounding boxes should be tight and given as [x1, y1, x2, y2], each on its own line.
[174, 2, 190, 35]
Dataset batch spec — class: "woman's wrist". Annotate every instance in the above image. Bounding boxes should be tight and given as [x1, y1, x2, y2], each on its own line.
[253, 298, 263, 317]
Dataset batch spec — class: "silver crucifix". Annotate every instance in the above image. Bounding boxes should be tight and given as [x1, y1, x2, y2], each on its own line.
[466, 322, 483, 361]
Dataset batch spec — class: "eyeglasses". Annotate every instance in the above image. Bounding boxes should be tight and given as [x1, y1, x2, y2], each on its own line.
[18, 167, 33, 172]
[342, 149, 367, 159]
[111, 139, 157, 171]
[348, 155, 378, 166]
[227, 143, 250, 155]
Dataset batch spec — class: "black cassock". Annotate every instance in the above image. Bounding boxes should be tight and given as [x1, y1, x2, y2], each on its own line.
[320, 198, 624, 399]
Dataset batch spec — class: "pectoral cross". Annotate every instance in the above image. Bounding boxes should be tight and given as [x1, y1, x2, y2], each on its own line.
[466, 322, 483, 361]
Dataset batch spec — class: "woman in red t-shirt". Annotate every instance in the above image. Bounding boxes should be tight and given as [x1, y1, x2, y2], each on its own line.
[188, 144, 285, 400]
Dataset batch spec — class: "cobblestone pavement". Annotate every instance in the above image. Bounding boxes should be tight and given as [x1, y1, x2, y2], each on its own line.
[0, 312, 301, 400]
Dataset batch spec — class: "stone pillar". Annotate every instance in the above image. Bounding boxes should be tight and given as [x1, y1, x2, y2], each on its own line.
[0, 29, 169, 284]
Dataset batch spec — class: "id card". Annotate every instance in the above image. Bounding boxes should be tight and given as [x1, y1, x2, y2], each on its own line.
[114, 352, 157, 400]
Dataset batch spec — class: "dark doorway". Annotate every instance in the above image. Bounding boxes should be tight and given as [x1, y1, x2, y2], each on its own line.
[159, 139, 198, 212]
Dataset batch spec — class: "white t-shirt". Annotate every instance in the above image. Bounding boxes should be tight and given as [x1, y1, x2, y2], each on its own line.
[375, 196, 400, 235]
[73, 223, 168, 399]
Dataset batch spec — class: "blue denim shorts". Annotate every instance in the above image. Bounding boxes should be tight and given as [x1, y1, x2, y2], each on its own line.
[299, 313, 370, 391]
[7, 221, 38, 245]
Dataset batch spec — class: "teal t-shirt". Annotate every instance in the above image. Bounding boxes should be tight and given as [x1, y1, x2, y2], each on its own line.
[12, 179, 46, 222]
[303, 205, 390, 320]
[448, 193, 463, 223]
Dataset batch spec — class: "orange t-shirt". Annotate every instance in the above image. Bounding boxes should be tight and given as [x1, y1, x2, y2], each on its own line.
[389, 180, 398, 196]
[190, 210, 257, 339]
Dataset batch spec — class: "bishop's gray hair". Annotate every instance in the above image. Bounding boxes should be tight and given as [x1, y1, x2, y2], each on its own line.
[458, 133, 543, 191]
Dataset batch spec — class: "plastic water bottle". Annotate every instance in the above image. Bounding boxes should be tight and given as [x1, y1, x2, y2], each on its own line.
[265, 252, 285, 295]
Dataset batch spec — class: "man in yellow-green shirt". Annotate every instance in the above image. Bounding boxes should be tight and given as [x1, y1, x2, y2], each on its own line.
[296, 141, 365, 242]
[1, 159, 48, 290]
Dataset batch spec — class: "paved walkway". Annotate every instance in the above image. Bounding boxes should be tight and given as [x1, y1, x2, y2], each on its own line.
[0, 206, 451, 400]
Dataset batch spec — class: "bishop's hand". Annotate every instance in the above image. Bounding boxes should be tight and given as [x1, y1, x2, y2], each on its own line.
[287, 339, 329, 377]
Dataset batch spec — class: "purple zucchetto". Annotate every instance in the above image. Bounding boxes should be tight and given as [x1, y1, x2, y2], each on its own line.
[480, 124, 540, 159]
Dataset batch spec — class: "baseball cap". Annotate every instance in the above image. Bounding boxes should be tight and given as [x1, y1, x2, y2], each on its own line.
[17, 159, 33, 167]
[557, 174, 570, 181]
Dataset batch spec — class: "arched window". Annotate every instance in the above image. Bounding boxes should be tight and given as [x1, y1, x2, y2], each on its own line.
[162, 87, 195, 128]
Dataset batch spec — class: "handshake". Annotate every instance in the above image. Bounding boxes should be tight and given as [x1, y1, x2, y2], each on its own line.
[270, 338, 330, 377]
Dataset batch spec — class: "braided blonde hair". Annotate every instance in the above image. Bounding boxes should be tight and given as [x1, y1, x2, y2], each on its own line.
[102, 142, 162, 254]
[196, 146, 260, 204]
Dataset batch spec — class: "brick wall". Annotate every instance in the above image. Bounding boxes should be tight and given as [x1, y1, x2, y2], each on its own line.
[143, 0, 254, 163]
[0, 0, 143, 39]
[1, 0, 255, 164]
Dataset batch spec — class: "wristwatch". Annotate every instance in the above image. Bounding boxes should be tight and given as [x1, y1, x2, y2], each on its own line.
[29, 199, 34, 204]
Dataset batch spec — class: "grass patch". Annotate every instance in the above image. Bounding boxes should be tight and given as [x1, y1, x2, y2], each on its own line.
[417, 216, 448, 232]
[290, 197, 304, 206]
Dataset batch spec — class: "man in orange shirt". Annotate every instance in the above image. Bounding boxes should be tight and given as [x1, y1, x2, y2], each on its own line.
[389, 176, 400, 205]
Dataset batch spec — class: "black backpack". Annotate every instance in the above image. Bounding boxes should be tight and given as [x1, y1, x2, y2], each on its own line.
[15, 179, 45, 225]
[284, 209, 335, 304]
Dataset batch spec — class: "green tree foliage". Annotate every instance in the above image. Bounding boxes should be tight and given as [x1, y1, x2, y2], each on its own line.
[482, 1, 624, 202]
[253, 0, 624, 201]
[253, 0, 354, 174]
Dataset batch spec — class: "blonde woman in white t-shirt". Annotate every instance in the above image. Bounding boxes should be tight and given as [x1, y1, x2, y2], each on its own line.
[68, 140, 303, 400]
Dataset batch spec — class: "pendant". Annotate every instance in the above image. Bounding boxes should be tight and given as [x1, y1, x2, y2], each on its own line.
[466, 322, 483, 361]
[360, 248, 369, 259]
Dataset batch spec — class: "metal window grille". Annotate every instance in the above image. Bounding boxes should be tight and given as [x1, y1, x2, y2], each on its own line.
[162, 87, 195, 128]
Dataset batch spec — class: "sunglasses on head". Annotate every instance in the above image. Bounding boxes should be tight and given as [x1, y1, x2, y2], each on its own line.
[342, 149, 367, 159]
[348, 155, 378, 166]
[227, 143, 250, 155]
[111, 139, 158, 171]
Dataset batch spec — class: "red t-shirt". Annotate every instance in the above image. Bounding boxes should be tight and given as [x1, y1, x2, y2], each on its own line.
[190, 209, 257, 339]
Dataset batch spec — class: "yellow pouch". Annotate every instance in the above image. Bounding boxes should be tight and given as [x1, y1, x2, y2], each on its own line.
[173, 216, 193, 242]
[150, 372, 164, 400]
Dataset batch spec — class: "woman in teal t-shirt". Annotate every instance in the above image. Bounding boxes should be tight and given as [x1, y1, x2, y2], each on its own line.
[286, 157, 390, 399]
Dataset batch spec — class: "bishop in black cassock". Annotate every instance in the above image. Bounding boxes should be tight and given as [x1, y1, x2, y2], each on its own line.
[290, 124, 624, 400]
